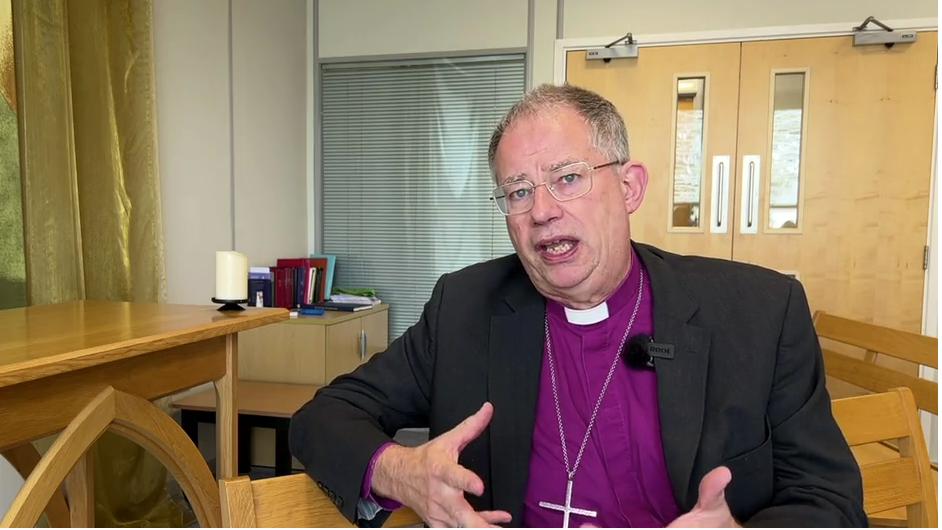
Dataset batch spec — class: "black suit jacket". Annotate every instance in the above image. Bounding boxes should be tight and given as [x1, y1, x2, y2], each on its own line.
[289, 242, 867, 527]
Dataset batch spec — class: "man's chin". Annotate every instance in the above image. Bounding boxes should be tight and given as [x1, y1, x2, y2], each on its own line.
[542, 269, 591, 294]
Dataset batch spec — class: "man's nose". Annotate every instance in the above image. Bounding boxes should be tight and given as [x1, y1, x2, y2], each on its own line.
[529, 184, 561, 224]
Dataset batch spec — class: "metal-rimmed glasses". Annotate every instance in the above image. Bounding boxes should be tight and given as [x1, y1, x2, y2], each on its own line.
[490, 160, 622, 216]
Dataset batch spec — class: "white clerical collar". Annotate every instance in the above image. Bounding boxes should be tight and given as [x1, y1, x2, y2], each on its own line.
[563, 302, 610, 325]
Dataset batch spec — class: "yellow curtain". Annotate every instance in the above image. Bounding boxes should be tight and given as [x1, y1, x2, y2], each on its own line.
[8, 0, 186, 526]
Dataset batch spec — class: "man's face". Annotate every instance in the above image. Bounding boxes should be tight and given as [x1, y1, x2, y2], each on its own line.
[493, 106, 647, 308]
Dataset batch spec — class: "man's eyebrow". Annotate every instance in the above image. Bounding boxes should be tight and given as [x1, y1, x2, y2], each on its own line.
[498, 158, 582, 184]
[546, 158, 581, 172]
[499, 173, 527, 185]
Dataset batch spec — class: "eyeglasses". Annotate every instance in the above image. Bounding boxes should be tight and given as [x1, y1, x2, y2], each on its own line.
[490, 160, 621, 216]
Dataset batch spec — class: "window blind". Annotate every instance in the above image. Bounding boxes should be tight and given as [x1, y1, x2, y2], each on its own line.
[320, 54, 524, 339]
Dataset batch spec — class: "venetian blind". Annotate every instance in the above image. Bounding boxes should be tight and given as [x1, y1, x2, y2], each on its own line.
[321, 54, 524, 339]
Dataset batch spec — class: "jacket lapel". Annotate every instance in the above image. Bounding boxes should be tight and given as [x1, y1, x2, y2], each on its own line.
[635, 244, 711, 510]
[487, 277, 545, 526]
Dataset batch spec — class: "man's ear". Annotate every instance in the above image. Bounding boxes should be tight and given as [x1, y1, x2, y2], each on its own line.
[621, 160, 648, 214]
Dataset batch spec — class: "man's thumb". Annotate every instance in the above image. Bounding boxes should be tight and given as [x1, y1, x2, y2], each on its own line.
[695, 466, 732, 511]
[446, 402, 493, 450]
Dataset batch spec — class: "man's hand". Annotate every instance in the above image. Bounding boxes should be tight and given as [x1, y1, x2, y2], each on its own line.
[371, 402, 512, 528]
[667, 466, 741, 528]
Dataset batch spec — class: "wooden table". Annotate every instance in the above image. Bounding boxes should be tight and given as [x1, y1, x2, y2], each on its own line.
[171, 380, 319, 476]
[0, 300, 288, 528]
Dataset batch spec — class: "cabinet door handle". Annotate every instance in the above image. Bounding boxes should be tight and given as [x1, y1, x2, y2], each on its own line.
[359, 330, 367, 361]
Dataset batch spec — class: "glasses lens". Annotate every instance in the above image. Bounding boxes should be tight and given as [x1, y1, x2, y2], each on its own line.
[495, 181, 533, 215]
[548, 163, 592, 201]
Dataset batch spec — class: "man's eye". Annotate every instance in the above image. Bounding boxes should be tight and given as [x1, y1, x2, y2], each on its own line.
[559, 173, 581, 184]
[510, 188, 531, 200]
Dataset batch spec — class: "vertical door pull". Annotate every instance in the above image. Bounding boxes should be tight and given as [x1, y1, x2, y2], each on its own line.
[359, 330, 368, 361]
[710, 155, 730, 233]
[740, 155, 761, 234]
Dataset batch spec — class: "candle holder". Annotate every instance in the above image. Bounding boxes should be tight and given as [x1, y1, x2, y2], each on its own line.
[212, 297, 249, 312]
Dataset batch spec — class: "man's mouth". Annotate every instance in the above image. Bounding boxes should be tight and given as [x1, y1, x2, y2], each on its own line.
[536, 237, 580, 260]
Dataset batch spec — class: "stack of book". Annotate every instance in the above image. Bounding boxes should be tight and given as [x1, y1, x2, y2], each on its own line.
[247, 254, 336, 309]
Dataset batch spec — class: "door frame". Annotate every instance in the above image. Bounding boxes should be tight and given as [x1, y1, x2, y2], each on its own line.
[920, 94, 938, 464]
[553, 18, 938, 84]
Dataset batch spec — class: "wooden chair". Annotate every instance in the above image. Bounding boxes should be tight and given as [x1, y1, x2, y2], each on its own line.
[219, 472, 424, 528]
[813, 311, 937, 415]
[830, 388, 937, 527]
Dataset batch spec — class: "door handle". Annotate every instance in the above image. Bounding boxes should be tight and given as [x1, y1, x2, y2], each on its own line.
[710, 155, 730, 233]
[359, 330, 367, 361]
[740, 155, 761, 234]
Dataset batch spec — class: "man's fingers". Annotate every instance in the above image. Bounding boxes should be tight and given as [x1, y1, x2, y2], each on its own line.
[454, 509, 510, 529]
[479, 510, 512, 522]
[696, 466, 732, 511]
[443, 402, 494, 451]
[441, 464, 485, 496]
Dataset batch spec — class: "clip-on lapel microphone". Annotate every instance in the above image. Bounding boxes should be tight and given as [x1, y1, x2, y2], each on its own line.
[622, 333, 675, 369]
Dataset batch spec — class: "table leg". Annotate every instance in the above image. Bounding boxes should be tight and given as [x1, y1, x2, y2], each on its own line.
[214, 333, 239, 479]
[275, 419, 291, 476]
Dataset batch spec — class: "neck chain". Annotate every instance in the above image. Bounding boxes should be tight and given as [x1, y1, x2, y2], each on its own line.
[544, 269, 644, 483]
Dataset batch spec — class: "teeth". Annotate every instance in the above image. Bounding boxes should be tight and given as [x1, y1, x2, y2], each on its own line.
[545, 240, 573, 255]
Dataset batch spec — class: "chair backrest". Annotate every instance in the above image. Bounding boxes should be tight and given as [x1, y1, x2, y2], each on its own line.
[219, 473, 423, 528]
[830, 387, 937, 527]
[814, 310, 938, 414]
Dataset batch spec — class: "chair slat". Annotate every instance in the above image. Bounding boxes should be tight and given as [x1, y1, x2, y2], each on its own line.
[831, 390, 910, 445]
[815, 312, 938, 368]
[220, 476, 257, 528]
[860, 458, 924, 514]
[823, 348, 938, 414]
[252, 474, 352, 528]
[222, 472, 424, 528]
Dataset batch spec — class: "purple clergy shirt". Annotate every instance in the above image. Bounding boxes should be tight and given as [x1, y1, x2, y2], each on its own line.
[522, 249, 681, 528]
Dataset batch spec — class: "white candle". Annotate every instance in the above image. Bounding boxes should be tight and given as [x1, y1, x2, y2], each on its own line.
[215, 250, 248, 300]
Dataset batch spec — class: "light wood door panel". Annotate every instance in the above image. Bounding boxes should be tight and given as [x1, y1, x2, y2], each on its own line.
[238, 324, 326, 385]
[566, 43, 742, 259]
[360, 310, 389, 360]
[325, 317, 364, 382]
[732, 32, 937, 334]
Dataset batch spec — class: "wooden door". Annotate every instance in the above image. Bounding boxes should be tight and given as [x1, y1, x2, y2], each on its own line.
[732, 32, 938, 333]
[566, 43, 742, 259]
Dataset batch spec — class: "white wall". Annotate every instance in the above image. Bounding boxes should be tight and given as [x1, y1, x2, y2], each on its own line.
[155, 0, 233, 305]
[232, 0, 308, 267]
[315, 0, 938, 90]
[318, 0, 528, 58]
[156, 0, 308, 306]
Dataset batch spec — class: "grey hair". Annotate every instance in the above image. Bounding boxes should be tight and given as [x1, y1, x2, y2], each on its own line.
[487, 83, 630, 179]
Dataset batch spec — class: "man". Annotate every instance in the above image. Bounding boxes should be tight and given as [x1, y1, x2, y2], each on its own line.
[289, 84, 866, 528]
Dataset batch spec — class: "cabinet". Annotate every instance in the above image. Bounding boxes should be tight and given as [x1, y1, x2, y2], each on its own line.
[236, 304, 389, 469]
[566, 32, 937, 335]
[238, 303, 389, 385]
